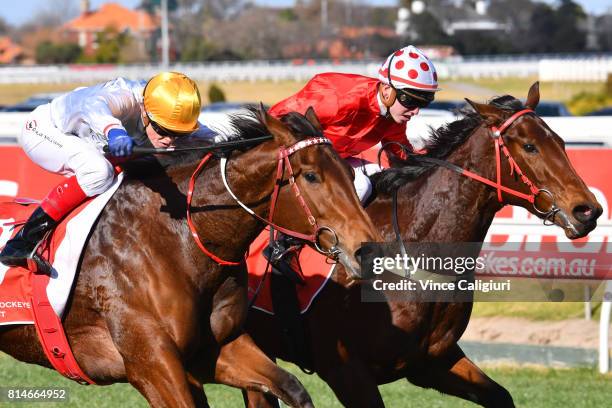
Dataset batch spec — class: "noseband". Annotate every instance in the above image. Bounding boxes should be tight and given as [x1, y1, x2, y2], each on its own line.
[186, 137, 341, 266]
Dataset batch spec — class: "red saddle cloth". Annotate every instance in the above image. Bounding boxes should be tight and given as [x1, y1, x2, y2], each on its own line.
[0, 200, 95, 384]
[246, 230, 336, 314]
[0, 202, 39, 324]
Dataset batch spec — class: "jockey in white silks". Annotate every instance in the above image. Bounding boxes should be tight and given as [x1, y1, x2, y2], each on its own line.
[0, 72, 216, 270]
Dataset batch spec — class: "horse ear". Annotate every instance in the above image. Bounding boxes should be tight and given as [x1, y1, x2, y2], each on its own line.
[304, 106, 323, 132]
[525, 81, 540, 110]
[256, 102, 268, 126]
[259, 104, 297, 146]
[464, 98, 504, 125]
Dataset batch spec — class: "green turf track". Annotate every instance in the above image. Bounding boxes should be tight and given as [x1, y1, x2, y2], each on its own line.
[0, 353, 609, 407]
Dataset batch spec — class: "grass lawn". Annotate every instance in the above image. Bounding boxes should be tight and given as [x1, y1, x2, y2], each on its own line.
[0, 78, 605, 108]
[0, 352, 609, 407]
[0, 80, 308, 107]
[472, 301, 604, 321]
[454, 77, 605, 104]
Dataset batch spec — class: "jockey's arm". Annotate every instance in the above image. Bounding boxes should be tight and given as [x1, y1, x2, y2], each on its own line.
[79, 89, 136, 143]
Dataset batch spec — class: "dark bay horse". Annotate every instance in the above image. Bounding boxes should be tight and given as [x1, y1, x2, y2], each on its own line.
[244, 83, 602, 407]
[0, 107, 380, 407]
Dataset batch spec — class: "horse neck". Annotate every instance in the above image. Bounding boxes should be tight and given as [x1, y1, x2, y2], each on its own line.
[174, 144, 280, 261]
[398, 124, 504, 243]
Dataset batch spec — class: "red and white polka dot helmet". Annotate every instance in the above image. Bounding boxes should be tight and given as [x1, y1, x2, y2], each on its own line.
[377, 45, 441, 92]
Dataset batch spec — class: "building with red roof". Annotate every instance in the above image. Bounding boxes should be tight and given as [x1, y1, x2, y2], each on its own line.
[62, 1, 160, 60]
[0, 36, 24, 64]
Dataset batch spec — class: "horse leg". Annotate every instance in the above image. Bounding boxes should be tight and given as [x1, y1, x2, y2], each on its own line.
[187, 373, 210, 408]
[107, 316, 196, 408]
[407, 344, 514, 408]
[242, 390, 280, 408]
[213, 333, 313, 408]
[319, 360, 384, 408]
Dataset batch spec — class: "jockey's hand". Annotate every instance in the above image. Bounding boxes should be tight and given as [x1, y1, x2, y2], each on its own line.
[107, 128, 134, 157]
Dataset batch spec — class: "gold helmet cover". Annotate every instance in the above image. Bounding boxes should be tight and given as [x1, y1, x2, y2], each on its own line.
[143, 72, 201, 134]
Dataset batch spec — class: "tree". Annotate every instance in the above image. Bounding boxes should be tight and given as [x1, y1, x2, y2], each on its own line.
[30, 0, 79, 27]
[521, 0, 586, 53]
[552, 0, 586, 52]
[488, 0, 536, 51]
[35, 41, 82, 64]
[524, 3, 557, 53]
[208, 83, 226, 103]
[180, 38, 219, 61]
[91, 27, 129, 63]
[452, 31, 515, 55]
[138, 0, 178, 13]
[408, 11, 451, 45]
[0, 16, 10, 35]
[597, 14, 612, 51]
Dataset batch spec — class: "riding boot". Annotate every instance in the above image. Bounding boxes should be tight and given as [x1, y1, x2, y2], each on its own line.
[0, 207, 57, 268]
[0, 175, 88, 270]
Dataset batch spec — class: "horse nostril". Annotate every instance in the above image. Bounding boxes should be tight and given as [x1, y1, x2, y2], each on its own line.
[354, 248, 363, 265]
[354, 245, 380, 266]
[572, 203, 600, 223]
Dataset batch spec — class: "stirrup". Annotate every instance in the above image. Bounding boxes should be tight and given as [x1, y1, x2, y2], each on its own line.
[267, 237, 303, 263]
[26, 253, 52, 276]
[23, 230, 53, 275]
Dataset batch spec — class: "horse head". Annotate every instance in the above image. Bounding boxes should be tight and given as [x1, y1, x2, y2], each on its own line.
[224, 105, 380, 280]
[463, 82, 601, 238]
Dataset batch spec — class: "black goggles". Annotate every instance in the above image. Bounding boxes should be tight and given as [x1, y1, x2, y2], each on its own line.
[395, 89, 433, 110]
[149, 120, 180, 138]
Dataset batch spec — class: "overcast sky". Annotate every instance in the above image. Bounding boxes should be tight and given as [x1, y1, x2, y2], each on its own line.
[0, 0, 609, 26]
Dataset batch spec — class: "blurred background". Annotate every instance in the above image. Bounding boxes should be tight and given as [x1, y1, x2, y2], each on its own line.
[0, 1, 610, 407]
[0, 0, 610, 114]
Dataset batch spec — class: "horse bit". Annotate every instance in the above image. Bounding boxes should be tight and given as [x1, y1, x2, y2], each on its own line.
[185, 137, 342, 266]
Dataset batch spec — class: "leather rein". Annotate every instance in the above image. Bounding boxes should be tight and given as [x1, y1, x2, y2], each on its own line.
[187, 137, 341, 266]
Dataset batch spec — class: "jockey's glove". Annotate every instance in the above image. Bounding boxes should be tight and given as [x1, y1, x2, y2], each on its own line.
[108, 128, 134, 157]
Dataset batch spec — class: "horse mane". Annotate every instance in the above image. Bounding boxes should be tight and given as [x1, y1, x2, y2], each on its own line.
[371, 95, 526, 195]
[122, 108, 317, 179]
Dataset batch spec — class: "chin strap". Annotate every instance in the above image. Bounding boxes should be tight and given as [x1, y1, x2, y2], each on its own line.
[378, 84, 395, 119]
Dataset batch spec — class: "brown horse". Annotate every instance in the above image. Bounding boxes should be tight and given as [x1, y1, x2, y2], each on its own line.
[0, 107, 380, 407]
[244, 83, 602, 407]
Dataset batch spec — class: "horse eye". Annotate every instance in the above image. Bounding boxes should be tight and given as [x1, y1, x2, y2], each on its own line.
[304, 172, 319, 183]
[523, 144, 538, 153]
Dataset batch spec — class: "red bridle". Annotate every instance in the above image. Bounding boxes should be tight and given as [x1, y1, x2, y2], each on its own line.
[454, 108, 558, 219]
[464, 109, 540, 203]
[386, 108, 558, 220]
[186, 137, 338, 266]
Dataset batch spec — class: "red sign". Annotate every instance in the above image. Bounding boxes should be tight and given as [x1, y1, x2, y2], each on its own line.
[1, 145, 610, 281]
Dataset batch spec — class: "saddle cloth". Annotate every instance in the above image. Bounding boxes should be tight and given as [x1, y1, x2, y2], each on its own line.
[246, 231, 336, 315]
[0, 173, 123, 325]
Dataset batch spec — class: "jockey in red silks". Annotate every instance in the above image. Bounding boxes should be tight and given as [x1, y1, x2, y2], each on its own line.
[270, 45, 441, 204]
[0, 72, 215, 270]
